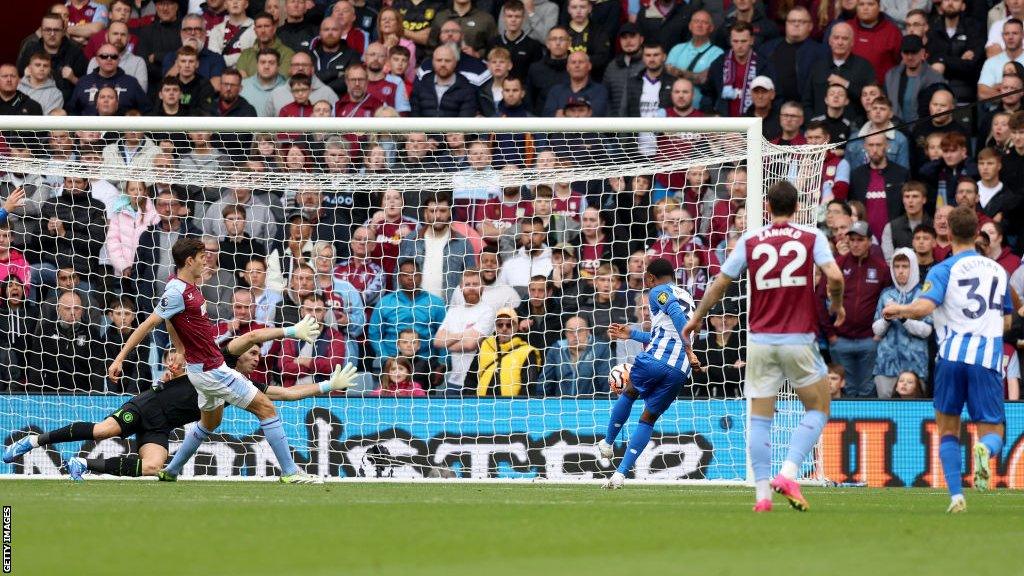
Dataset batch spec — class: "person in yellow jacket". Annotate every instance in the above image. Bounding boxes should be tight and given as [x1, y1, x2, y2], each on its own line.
[464, 307, 542, 397]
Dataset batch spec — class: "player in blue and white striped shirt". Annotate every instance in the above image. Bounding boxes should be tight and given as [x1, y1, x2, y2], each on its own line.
[600, 258, 701, 489]
[884, 206, 1012, 513]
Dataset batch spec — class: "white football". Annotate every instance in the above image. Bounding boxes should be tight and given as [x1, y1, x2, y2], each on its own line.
[609, 363, 632, 394]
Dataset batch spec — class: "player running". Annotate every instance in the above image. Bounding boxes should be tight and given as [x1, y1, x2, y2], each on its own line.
[684, 181, 845, 512]
[601, 258, 701, 489]
[107, 237, 322, 483]
[3, 321, 358, 479]
[883, 206, 1011, 513]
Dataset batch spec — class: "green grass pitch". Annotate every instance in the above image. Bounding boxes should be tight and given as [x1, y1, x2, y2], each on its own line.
[3, 481, 1023, 576]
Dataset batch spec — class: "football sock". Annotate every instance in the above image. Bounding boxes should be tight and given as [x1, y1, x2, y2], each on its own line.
[750, 415, 773, 499]
[86, 456, 142, 477]
[164, 423, 211, 475]
[616, 420, 653, 475]
[783, 410, 828, 479]
[261, 417, 299, 476]
[604, 394, 635, 444]
[980, 433, 1003, 458]
[939, 435, 963, 498]
[37, 422, 95, 446]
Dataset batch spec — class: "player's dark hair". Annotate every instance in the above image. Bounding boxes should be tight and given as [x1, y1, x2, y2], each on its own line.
[947, 206, 978, 243]
[646, 258, 675, 280]
[172, 237, 206, 269]
[767, 181, 799, 217]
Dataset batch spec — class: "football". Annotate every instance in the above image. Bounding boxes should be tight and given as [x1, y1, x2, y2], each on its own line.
[609, 363, 632, 394]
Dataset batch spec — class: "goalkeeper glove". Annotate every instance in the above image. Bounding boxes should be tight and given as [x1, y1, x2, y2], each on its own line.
[285, 314, 321, 343]
[318, 363, 360, 393]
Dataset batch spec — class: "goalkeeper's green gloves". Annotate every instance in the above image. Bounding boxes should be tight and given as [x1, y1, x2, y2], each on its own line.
[318, 363, 359, 393]
[285, 314, 321, 343]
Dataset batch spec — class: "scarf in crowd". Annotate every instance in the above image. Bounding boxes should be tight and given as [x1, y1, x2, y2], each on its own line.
[722, 49, 758, 116]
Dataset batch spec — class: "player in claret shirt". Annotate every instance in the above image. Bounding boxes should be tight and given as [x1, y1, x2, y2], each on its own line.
[106, 238, 321, 483]
[685, 181, 846, 512]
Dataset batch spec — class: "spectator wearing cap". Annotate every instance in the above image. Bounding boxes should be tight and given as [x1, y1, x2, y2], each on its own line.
[369, 257, 447, 365]
[849, 132, 910, 244]
[543, 315, 612, 396]
[704, 21, 775, 117]
[604, 23, 645, 117]
[757, 6, 827, 105]
[802, 21, 875, 120]
[979, 18, 1024, 101]
[500, 215, 554, 290]
[398, 191, 476, 302]
[883, 34, 944, 123]
[410, 43, 480, 117]
[464, 307, 543, 397]
[494, 1, 545, 78]
[236, 12, 296, 78]
[927, 0, 986, 104]
[712, 0, 780, 50]
[624, 41, 675, 120]
[691, 298, 745, 398]
[847, 0, 902, 84]
[743, 75, 782, 140]
[527, 27, 571, 115]
[434, 268, 496, 393]
[515, 274, 563, 351]
[825, 220, 891, 398]
[542, 51, 609, 116]
[665, 10, 723, 112]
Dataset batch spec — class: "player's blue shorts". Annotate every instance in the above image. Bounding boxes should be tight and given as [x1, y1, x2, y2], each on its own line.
[629, 353, 689, 416]
[933, 358, 1005, 424]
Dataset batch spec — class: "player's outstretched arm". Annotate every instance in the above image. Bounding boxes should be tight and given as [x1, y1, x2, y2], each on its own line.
[265, 364, 360, 400]
[225, 315, 322, 357]
[109, 312, 164, 382]
[684, 273, 734, 341]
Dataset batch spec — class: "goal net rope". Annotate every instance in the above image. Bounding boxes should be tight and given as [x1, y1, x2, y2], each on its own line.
[0, 116, 829, 482]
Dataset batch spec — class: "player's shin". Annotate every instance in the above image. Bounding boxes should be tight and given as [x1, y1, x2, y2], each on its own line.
[36, 422, 97, 446]
[260, 417, 300, 476]
[164, 423, 212, 475]
[980, 432, 1003, 458]
[749, 415, 773, 501]
[86, 455, 142, 477]
[781, 410, 828, 480]
[616, 420, 654, 476]
[939, 435, 964, 497]
[605, 394, 635, 444]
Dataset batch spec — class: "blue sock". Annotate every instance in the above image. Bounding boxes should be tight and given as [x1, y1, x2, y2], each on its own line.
[749, 415, 773, 482]
[785, 410, 828, 471]
[981, 433, 1003, 458]
[616, 420, 654, 475]
[604, 394, 635, 444]
[261, 417, 299, 476]
[165, 423, 211, 475]
[939, 435, 963, 497]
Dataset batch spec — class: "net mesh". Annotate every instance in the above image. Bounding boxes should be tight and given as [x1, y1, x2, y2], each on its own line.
[0, 119, 830, 481]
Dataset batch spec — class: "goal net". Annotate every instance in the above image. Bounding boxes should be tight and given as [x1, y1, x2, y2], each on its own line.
[0, 116, 829, 482]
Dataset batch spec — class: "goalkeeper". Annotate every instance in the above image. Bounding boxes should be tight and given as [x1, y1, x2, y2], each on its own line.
[3, 316, 359, 480]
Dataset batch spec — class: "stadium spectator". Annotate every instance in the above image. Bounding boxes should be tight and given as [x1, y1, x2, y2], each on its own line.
[543, 315, 612, 396]
[827, 220, 891, 398]
[373, 356, 426, 396]
[280, 293, 349, 387]
[429, 0, 496, 57]
[277, 0, 318, 52]
[101, 129, 161, 173]
[713, 0, 779, 49]
[136, 189, 202, 312]
[978, 73, 1024, 140]
[327, 0, 370, 54]
[195, 0, 228, 30]
[277, 73, 315, 118]
[26, 290, 105, 393]
[100, 296, 150, 395]
[758, 7, 826, 105]
[514, 274, 562, 351]
[39, 176, 106, 280]
[161, 14, 226, 87]
[368, 257, 446, 363]
[417, 20, 490, 84]
[803, 21, 874, 119]
[197, 235, 236, 321]
[884, 34, 944, 123]
[433, 268, 495, 393]
[848, 132, 911, 243]
[550, 242, 588, 315]
[691, 297, 745, 398]
[910, 88, 970, 171]
[973, 147, 1015, 223]
[911, 223, 938, 277]
[396, 327, 442, 391]
[810, 83, 855, 143]
[827, 364, 846, 399]
[499, 0, 557, 44]
[709, 166, 747, 249]
[241, 48, 286, 116]
[104, 180, 161, 279]
[214, 288, 272, 372]
[771, 101, 806, 145]
[0, 64, 43, 117]
[664, 11, 722, 112]
[581, 262, 630, 341]
[86, 23, 148, 92]
[151, 76, 186, 117]
[333, 225, 386, 312]
[170, 46, 217, 113]
[919, 131, 977, 209]
[705, 22, 774, 117]
[200, 186, 276, 241]
[179, 132, 228, 202]
[476, 177, 531, 248]
[849, 0, 902, 83]
[363, 42, 410, 113]
[273, 261, 315, 326]
[309, 16, 360, 97]
[310, 241, 366, 348]
[464, 306, 542, 396]
[527, 27, 570, 115]
[477, 48, 512, 116]
[67, 44, 150, 115]
[240, 256, 281, 324]
[979, 18, 1024, 100]
[410, 43, 479, 117]
[207, 0, 255, 67]
[367, 188, 418, 274]
[745, 76, 782, 139]
[981, 221, 1020, 274]
[846, 95, 910, 169]
[265, 212, 314, 291]
[892, 370, 925, 398]
[18, 53, 64, 115]
[376, 8, 416, 77]
[871, 249, 932, 398]
[603, 24, 644, 117]
[217, 205, 266, 276]
[494, 1, 544, 80]
[0, 277, 35, 390]
[637, 0, 698, 52]
[16, 12, 87, 101]
[450, 245, 521, 310]
[83, 0, 136, 60]
[398, 191, 476, 302]
[623, 41, 673, 119]
[881, 181, 931, 260]
[236, 12, 295, 78]
[561, 0, 611, 78]
[647, 206, 701, 271]
[500, 216, 553, 289]
[927, 0, 985, 103]
[932, 204, 955, 260]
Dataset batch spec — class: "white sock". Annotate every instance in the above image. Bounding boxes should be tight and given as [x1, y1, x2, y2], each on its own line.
[780, 460, 799, 480]
[29, 435, 40, 448]
[756, 479, 771, 501]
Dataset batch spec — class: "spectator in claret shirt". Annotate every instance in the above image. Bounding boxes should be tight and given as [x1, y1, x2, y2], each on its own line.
[807, 123, 850, 205]
[646, 206, 703, 273]
[374, 356, 427, 396]
[278, 73, 315, 119]
[848, 132, 910, 244]
[280, 293, 349, 387]
[709, 166, 747, 249]
[363, 42, 410, 114]
[826, 220, 891, 398]
[980, 221, 1021, 275]
[848, 0, 902, 84]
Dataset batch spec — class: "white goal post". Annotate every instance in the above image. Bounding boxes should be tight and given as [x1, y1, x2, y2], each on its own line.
[0, 115, 829, 483]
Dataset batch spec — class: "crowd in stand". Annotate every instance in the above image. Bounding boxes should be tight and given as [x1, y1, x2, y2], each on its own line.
[0, 0, 1023, 399]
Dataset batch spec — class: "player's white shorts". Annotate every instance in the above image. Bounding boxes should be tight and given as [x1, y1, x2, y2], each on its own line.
[745, 342, 828, 398]
[187, 364, 259, 411]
